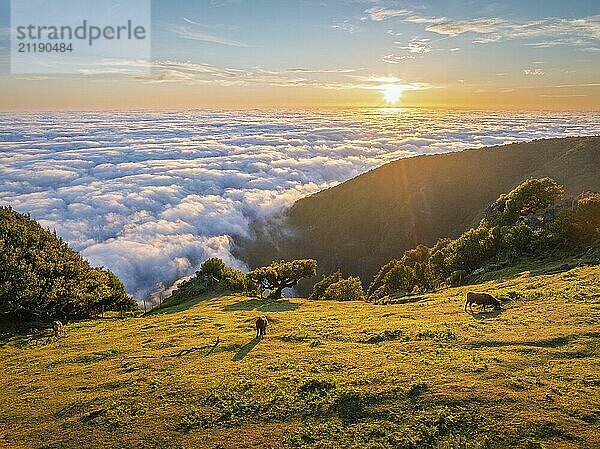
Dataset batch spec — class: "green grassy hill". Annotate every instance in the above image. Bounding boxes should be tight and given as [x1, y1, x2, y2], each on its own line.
[236, 137, 600, 285]
[2, 265, 599, 449]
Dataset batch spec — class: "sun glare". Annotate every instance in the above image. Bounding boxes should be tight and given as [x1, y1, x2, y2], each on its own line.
[381, 84, 404, 105]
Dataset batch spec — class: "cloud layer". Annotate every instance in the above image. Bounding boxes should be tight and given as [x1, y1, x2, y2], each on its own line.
[1, 109, 598, 301]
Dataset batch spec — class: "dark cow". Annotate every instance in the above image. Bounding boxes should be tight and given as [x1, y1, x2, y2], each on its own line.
[464, 292, 501, 313]
[255, 315, 268, 339]
[52, 320, 64, 338]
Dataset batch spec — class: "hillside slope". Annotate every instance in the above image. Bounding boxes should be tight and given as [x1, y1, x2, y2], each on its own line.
[236, 137, 600, 283]
[1, 266, 599, 448]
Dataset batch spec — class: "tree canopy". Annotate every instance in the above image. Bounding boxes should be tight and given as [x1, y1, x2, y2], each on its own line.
[0, 206, 136, 320]
[486, 177, 564, 226]
[309, 270, 365, 301]
[164, 257, 253, 306]
[248, 259, 317, 299]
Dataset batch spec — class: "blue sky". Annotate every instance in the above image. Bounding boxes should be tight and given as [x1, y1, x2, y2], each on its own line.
[0, 0, 598, 109]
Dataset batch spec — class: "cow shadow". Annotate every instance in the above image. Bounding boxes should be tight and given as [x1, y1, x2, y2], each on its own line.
[471, 308, 504, 320]
[232, 337, 260, 361]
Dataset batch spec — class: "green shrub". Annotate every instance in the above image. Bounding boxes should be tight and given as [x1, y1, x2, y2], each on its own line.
[367, 259, 399, 299]
[0, 206, 136, 320]
[503, 223, 534, 255]
[167, 257, 253, 304]
[309, 270, 343, 300]
[487, 177, 564, 226]
[322, 277, 365, 301]
[336, 389, 364, 422]
[571, 193, 600, 242]
[363, 329, 409, 344]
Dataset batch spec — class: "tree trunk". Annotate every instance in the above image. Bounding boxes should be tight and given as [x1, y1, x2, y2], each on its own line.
[270, 286, 284, 299]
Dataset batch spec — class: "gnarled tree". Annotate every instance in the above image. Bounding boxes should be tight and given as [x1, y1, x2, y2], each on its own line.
[248, 259, 317, 299]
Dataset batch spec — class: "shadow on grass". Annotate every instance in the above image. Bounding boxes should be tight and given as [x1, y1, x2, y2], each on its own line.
[472, 256, 584, 285]
[387, 294, 428, 305]
[222, 298, 301, 312]
[0, 330, 56, 348]
[471, 308, 504, 320]
[468, 332, 600, 349]
[232, 337, 260, 361]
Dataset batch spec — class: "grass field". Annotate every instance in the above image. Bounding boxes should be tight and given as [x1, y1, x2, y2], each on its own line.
[1, 266, 599, 449]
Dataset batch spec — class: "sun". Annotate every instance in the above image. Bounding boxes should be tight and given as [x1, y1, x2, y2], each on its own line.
[381, 84, 404, 105]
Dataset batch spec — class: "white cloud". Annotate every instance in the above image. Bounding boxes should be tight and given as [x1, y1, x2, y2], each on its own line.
[396, 37, 432, 54]
[539, 94, 586, 98]
[1, 110, 598, 302]
[332, 20, 360, 34]
[523, 68, 545, 76]
[364, 7, 411, 22]
[410, 14, 600, 49]
[426, 18, 505, 36]
[165, 21, 249, 47]
[551, 83, 600, 88]
[472, 34, 502, 44]
[382, 54, 412, 64]
[383, 37, 434, 63]
[78, 58, 425, 92]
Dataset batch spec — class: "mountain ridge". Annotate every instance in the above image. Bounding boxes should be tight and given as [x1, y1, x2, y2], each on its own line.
[235, 136, 600, 283]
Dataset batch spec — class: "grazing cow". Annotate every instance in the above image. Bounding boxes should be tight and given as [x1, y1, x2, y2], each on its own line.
[255, 315, 268, 339]
[464, 292, 501, 313]
[52, 320, 64, 338]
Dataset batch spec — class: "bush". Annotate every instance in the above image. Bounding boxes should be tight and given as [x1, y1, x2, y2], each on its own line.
[168, 257, 252, 303]
[445, 270, 467, 287]
[322, 277, 365, 301]
[336, 389, 363, 423]
[0, 206, 136, 320]
[571, 193, 600, 242]
[367, 259, 399, 299]
[487, 177, 564, 226]
[382, 262, 415, 293]
[308, 270, 343, 300]
[443, 226, 499, 274]
[503, 223, 534, 255]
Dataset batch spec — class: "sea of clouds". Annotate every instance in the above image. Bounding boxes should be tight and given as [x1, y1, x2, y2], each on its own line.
[1, 108, 598, 301]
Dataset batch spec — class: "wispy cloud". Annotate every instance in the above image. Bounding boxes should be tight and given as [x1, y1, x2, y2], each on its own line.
[286, 68, 358, 74]
[383, 36, 434, 63]
[382, 54, 413, 64]
[395, 37, 432, 54]
[166, 19, 249, 47]
[377, 9, 600, 50]
[332, 20, 361, 34]
[364, 7, 411, 22]
[182, 17, 239, 30]
[14, 75, 55, 81]
[472, 34, 502, 44]
[551, 83, 600, 88]
[523, 68, 545, 76]
[539, 94, 587, 98]
[425, 18, 505, 36]
[77, 58, 423, 92]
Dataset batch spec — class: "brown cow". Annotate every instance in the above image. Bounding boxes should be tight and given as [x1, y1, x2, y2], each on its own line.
[464, 292, 501, 313]
[52, 320, 64, 338]
[255, 315, 268, 339]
